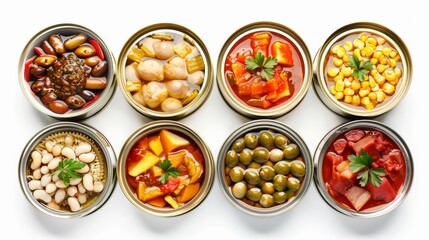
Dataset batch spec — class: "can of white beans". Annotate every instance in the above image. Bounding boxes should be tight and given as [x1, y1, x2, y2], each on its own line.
[18, 122, 116, 218]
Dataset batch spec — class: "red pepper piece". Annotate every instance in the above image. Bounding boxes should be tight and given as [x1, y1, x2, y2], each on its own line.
[34, 47, 45, 56]
[236, 49, 252, 64]
[81, 92, 100, 109]
[88, 38, 104, 60]
[24, 58, 34, 82]
[159, 177, 180, 193]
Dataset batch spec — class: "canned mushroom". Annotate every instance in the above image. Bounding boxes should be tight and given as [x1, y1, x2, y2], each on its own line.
[19, 23, 116, 120]
[217, 120, 312, 216]
[313, 120, 413, 218]
[117, 23, 214, 119]
[217, 22, 313, 119]
[18, 122, 116, 218]
[313, 22, 412, 117]
[117, 120, 215, 217]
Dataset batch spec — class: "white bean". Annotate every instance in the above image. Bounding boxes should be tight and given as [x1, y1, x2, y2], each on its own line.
[28, 180, 42, 190]
[34, 190, 52, 203]
[30, 151, 42, 170]
[68, 197, 81, 212]
[77, 194, 87, 204]
[76, 164, 89, 174]
[52, 144, 63, 157]
[33, 169, 42, 180]
[47, 201, 60, 210]
[79, 152, 95, 163]
[45, 141, 54, 153]
[83, 174, 94, 191]
[64, 135, 74, 146]
[62, 147, 76, 159]
[77, 183, 86, 194]
[45, 183, 57, 194]
[48, 158, 60, 170]
[55, 180, 67, 189]
[55, 189, 66, 203]
[41, 150, 48, 156]
[69, 177, 82, 186]
[40, 166, 50, 175]
[93, 182, 104, 193]
[67, 186, 78, 197]
[75, 143, 92, 156]
[52, 172, 59, 182]
[41, 152, 54, 164]
[40, 174, 52, 187]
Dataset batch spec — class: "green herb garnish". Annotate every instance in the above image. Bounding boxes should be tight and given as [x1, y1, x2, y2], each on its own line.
[347, 55, 373, 81]
[348, 150, 386, 187]
[52, 158, 85, 187]
[158, 159, 180, 184]
[245, 52, 278, 80]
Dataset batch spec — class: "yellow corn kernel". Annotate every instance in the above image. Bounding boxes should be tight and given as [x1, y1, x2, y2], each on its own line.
[351, 80, 361, 91]
[369, 78, 377, 88]
[393, 55, 401, 62]
[353, 49, 362, 61]
[384, 69, 397, 82]
[359, 89, 370, 97]
[329, 85, 337, 95]
[373, 51, 383, 59]
[376, 90, 386, 102]
[327, 68, 340, 78]
[336, 46, 346, 58]
[343, 88, 354, 96]
[394, 67, 402, 78]
[361, 81, 370, 89]
[370, 57, 378, 65]
[382, 82, 395, 95]
[344, 95, 352, 104]
[352, 95, 361, 106]
[365, 102, 375, 110]
[361, 47, 374, 57]
[335, 80, 345, 92]
[372, 84, 380, 92]
[361, 96, 371, 106]
[333, 58, 343, 67]
[368, 92, 377, 101]
[389, 50, 397, 58]
[374, 73, 386, 85]
[126, 80, 142, 92]
[344, 78, 352, 88]
[377, 37, 386, 45]
[377, 64, 389, 73]
[335, 92, 344, 100]
[389, 58, 397, 68]
[353, 38, 365, 49]
[382, 47, 392, 56]
[370, 69, 378, 77]
[379, 56, 388, 65]
[344, 41, 354, 51]
[334, 72, 345, 82]
[366, 37, 377, 46]
[341, 67, 352, 77]
[342, 55, 350, 63]
[359, 33, 368, 42]
[331, 44, 341, 54]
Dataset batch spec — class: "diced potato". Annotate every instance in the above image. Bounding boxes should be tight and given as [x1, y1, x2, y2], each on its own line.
[186, 56, 205, 74]
[150, 165, 164, 177]
[168, 150, 187, 168]
[128, 45, 145, 63]
[174, 42, 193, 58]
[184, 155, 203, 183]
[138, 182, 147, 201]
[165, 195, 179, 209]
[336, 161, 350, 173]
[126, 80, 142, 92]
[128, 152, 160, 177]
[160, 129, 190, 153]
[177, 183, 200, 203]
[149, 136, 163, 156]
[141, 186, 164, 202]
[344, 186, 371, 211]
[147, 196, 167, 208]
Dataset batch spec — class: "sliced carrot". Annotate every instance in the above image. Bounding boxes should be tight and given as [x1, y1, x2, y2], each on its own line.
[147, 196, 167, 208]
[250, 82, 266, 95]
[231, 63, 247, 84]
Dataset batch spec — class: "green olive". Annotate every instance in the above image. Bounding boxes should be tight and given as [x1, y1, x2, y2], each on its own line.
[273, 174, 287, 192]
[246, 188, 262, 202]
[259, 131, 274, 149]
[273, 161, 290, 175]
[244, 169, 260, 185]
[225, 150, 239, 168]
[259, 194, 274, 208]
[253, 148, 269, 164]
[231, 138, 245, 152]
[273, 191, 287, 204]
[244, 133, 258, 149]
[286, 190, 296, 200]
[283, 143, 300, 159]
[232, 182, 247, 199]
[274, 134, 290, 149]
[259, 166, 275, 181]
[287, 177, 301, 192]
[269, 149, 284, 162]
[239, 149, 253, 165]
[290, 161, 306, 178]
[229, 167, 244, 183]
[261, 182, 275, 194]
[247, 162, 262, 169]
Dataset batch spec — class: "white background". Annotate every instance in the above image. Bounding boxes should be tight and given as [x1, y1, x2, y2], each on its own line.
[3, 0, 424, 239]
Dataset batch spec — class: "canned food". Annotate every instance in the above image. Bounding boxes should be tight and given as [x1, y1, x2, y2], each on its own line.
[117, 23, 214, 119]
[217, 119, 312, 216]
[313, 22, 412, 117]
[313, 120, 413, 218]
[18, 122, 116, 218]
[117, 120, 215, 217]
[19, 23, 117, 120]
[217, 22, 313, 119]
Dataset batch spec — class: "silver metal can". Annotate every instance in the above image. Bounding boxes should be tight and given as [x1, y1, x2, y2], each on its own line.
[313, 120, 413, 218]
[313, 22, 412, 117]
[117, 120, 215, 217]
[217, 119, 312, 216]
[18, 122, 116, 218]
[217, 22, 313, 119]
[19, 23, 117, 121]
[117, 23, 214, 120]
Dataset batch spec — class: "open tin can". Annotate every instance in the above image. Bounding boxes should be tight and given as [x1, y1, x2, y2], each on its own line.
[313, 22, 412, 118]
[217, 22, 313, 119]
[18, 122, 116, 218]
[19, 23, 117, 121]
[313, 120, 413, 218]
[117, 120, 215, 217]
[117, 23, 214, 120]
[217, 119, 312, 216]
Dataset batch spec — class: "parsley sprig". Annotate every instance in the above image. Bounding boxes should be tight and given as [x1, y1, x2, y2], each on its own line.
[158, 159, 180, 184]
[348, 150, 386, 187]
[52, 158, 85, 187]
[347, 55, 373, 81]
[245, 52, 278, 80]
